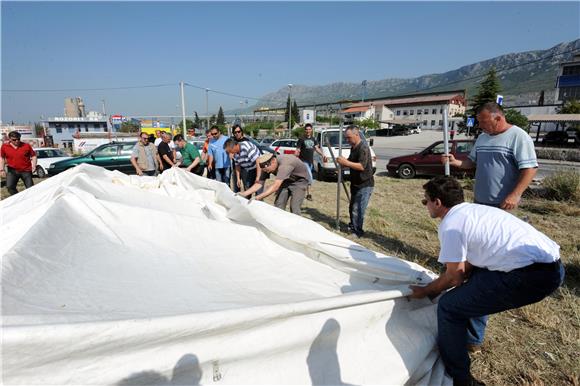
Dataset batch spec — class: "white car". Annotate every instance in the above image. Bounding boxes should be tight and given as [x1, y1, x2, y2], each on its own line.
[312, 127, 377, 181]
[34, 148, 71, 178]
[270, 139, 298, 155]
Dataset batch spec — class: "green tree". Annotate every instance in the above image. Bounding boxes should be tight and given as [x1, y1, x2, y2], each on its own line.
[504, 109, 529, 132]
[471, 67, 502, 113]
[209, 114, 217, 125]
[217, 107, 225, 125]
[177, 119, 194, 131]
[467, 67, 502, 136]
[292, 100, 300, 126]
[284, 95, 291, 125]
[193, 112, 201, 128]
[292, 126, 305, 138]
[558, 100, 580, 130]
[355, 117, 379, 130]
[34, 123, 45, 137]
[119, 121, 140, 133]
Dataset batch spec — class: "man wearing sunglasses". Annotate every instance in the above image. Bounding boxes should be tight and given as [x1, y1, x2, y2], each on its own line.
[0, 131, 37, 195]
[410, 176, 563, 386]
[240, 153, 309, 215]
[207, 126, 231, 184]
[131, 131, 161, 176]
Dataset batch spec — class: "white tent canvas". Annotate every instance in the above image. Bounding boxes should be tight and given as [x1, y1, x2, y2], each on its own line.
[1, 165, 451, 385]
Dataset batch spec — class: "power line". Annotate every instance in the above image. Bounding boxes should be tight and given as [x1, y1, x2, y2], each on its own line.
[409, 47, 580, 95]
[2, 83, 176, 92]
[184, 82, 286, 105]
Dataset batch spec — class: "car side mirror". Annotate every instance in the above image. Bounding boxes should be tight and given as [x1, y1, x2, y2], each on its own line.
[91, 154, 95, 160]
[369, 138, 374, 147]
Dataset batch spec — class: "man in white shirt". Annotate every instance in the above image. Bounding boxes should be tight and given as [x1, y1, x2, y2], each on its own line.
[410, 176, 564, 386]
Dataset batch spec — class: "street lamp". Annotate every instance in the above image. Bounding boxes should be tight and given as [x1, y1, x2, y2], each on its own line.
[288, 84, 293, 136]
[205, 88, 210, 132]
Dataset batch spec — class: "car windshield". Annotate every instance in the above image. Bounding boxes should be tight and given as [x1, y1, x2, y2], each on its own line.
[322, 131, 350, 147]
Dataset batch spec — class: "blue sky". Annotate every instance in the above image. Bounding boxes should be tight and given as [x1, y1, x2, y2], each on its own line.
[2, 1, 579, 123]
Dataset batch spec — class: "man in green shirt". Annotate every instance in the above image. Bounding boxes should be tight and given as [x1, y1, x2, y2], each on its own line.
[174, 134, 204, 175]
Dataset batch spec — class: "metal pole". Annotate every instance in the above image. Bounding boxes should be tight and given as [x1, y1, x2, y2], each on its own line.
[288, 84, 292, 137]
[336, 116, 343, 230]
[180, 81, 187, 137]
[443, 105, 450, 176]
[205, 89, 210, 133]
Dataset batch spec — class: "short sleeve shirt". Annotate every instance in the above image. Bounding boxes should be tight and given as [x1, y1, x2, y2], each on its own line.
[1, 142, 36, 172]
[157, 141, 174, 169]
[297, 136, 319, 164]
[348, 141, 374, 189]
[259, 155, 309, 186]
[181, 143, 202, 167]
[233, 141, 260, 170]
[208, 135, 231, 169]
[438, 203, 559, 272]
[469, 125, 537, 205]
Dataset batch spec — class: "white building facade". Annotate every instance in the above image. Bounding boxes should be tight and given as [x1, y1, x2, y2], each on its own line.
[46, 111, 111, 148]
[342, 91, 466, 130]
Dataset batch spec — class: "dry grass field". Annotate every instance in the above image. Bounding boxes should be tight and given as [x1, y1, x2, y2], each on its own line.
[298, 173, 580, 386]
[2, 173, 579, 385]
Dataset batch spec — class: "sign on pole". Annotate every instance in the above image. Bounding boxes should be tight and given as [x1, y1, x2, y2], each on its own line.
[466, 117, 475, 127]
[496, 94, 504, 106]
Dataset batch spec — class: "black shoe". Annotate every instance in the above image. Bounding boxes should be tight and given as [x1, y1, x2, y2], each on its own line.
[306, 194, 313, 201]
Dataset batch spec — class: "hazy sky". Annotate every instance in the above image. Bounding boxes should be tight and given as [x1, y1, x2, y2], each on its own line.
[2, 1, 579, 123]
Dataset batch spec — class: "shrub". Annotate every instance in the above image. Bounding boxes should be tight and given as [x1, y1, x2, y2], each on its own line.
[535, 148, 580, 162]
[542, 170, 580, 202]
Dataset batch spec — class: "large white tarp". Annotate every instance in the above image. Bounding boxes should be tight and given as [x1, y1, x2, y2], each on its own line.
[1, 164, 451, 385]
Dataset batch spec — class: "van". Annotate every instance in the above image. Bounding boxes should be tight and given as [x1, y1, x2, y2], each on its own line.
[312, 126, 377, 181]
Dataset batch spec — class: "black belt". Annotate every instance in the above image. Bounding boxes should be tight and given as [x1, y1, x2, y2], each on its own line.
[519, 260, 561, 272]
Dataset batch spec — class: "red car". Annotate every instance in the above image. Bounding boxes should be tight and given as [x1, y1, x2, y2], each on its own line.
[387, 140, 476, 179]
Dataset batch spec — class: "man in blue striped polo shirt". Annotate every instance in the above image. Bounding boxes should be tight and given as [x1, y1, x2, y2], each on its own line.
[224, 138, 263, 195]
[443, 102, 537, 210]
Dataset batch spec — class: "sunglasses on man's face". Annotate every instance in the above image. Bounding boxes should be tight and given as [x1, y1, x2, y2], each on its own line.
[9, 138, 19, 142]
[211, 132, 219, 136]
[141, 137, 149, 140]
[234, 130, 242, 134]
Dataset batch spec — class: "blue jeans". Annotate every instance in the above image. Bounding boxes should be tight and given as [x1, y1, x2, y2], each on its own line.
[437, 261, 565, 382]
[214, 167, 231, 186]
[349, 185, 373, 236]
[302, 161, 313, 185]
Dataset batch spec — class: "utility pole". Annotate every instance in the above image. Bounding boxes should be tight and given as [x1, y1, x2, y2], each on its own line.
[443, 105, 450, 176]
[288, 84, 293, 137]
[205, 88, 210, 132]
[180, 81, 187, 137]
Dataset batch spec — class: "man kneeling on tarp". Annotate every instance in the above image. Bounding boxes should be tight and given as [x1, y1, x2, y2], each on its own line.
[240, 153, 310, 215]
[410, 176, 564, 386]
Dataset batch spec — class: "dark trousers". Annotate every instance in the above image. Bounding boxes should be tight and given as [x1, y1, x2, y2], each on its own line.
[6, 167, 34, 195]
[437, 261, 564, 382]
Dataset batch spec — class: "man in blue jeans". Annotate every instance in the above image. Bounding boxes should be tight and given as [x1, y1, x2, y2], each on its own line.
[337, 125, 374, 238]
[410, 176, 564, 386]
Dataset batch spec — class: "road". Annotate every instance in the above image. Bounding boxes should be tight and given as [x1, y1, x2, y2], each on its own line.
[371, 131, 579, 179]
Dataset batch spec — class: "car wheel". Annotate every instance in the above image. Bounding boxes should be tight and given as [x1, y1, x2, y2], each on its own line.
[397, 163, 415, 179]
[316, 163, 326, 182]
[36, 166, 47, 178]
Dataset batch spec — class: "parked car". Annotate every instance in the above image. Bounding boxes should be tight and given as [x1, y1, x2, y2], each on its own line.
[270, 139, 298, 155]
[313, 127, 377, 181]
[387, 140, 475, 179]
[542, 131, 570, 146]
[33, 148, 71, 178]
[410, 128, 422, 134]
[246, 137, 278, 155]
[48, 141, 137, 176]
[259, 137, 276, 146]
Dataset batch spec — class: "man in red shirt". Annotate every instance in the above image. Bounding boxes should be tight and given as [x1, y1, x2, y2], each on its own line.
[0, 131, 37, 195]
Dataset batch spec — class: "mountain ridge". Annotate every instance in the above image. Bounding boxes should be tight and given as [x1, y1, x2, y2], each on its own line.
[237, 39, 579, 112]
